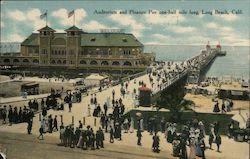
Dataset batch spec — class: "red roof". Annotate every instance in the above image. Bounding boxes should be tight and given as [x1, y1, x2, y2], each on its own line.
[216, 44, 221, 48]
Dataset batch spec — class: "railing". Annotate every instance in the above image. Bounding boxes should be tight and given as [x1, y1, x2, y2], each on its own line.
[152, 69, 188, 95]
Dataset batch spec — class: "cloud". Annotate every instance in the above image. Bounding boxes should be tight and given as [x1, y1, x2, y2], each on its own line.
[8, 10, 26, 21]
[205, 22, 233, 35]
[170, 26, 196, 33]
[55, 29, 65, 33]
[144, 9, 185, 25]
[206, 22, 218, 29]
[152, 34, 172, 41]
[8, 33, 25, 42]
[108, 11, 146, 37]
[84, 21, 108, 32]
[52, 8, 87, 27]
[7, 8, 47, 31]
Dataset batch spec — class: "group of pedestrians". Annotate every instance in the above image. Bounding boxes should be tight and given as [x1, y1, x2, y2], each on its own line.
[1, 105, 34, 126]
[213, 99, 234, 113]
[59, 124, 105, 150]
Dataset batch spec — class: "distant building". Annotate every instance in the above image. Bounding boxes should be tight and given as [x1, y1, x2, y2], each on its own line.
[0, 25, 155, 75]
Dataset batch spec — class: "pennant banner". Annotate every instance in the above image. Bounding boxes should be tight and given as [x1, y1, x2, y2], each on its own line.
[68, 10, 74, 18]
[40, 12, 47, 19]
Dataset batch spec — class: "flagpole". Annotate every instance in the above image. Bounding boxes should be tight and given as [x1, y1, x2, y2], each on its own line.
[46, 10, 48, 26]
[73, 12, 75, 26]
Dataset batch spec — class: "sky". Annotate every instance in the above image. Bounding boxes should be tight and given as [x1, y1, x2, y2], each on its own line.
[0, 0, 249, 46]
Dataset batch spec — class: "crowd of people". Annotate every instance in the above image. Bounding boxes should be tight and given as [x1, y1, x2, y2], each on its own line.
[1, 105, 34, 134]
[213, 99, 234, 113]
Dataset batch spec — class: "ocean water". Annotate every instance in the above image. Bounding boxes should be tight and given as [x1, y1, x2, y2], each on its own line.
[145, 45, 249, 80]
[0, 43, 249, 80]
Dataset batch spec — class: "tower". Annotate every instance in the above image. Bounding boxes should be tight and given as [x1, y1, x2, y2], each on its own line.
[38, 26, 55, 65]
[65, 26, 83, 67]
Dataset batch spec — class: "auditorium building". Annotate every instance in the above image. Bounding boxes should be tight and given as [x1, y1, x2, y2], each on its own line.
[0, 25, 155, 75]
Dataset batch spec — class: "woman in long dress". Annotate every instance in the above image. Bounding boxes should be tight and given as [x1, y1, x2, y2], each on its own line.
[189, 138, 196, 159]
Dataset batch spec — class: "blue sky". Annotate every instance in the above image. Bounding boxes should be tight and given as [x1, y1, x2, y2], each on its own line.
[0, 0, 249, 46]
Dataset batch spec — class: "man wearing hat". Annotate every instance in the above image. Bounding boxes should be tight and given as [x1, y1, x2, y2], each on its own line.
[2, 106, 7, 124]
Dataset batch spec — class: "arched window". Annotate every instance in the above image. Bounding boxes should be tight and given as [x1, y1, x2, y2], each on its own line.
[57, 60, 62, 64]
[4, 59, 10, 63]
[23, 59, 29, 63]
[123, 61, 132, 66]
[101, 61, 109, 65]
[63, 60, 66, 64]
[90, 60, 98, 65]
[13, 59, 20, 63]
[33, 59, 39, 64]
[112, 61, 120, 65]
[80, 60, 87, 64]
[51, 60, 56, 64]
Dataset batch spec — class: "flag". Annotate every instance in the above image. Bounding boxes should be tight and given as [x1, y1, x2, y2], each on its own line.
[40, 11, 47, 19]
[68, 10, 74, 18]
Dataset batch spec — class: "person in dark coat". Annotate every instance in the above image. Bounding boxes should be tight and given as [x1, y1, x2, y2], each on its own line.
[110, 126, 114, 143]
[221, 101, 226, 113]
[2, 106, 7, 124]
[41, 98, 45, 109]
[18, 107, 23, 123]
[89, 129, 95, 150]
[75, 128, 81, 146]
[42, 107, 47, 117]
[13, 107, 18, 123]
[27, 118, 33, 134]
[64, 126, 70, 147]
[137, 129, 142, 145]
[104, 103, 108, 116]
[79, 120, 83, 129]
[213, 101, 220, 113]
[180, 138, 187, 159]
[99, 128, 104, 148]
[208, 133, 214, 149]
[120, 104, 125, 115]
[82, 130, 88, 150]
[96, 104, 101, 117]
[8, 106, 13, 125]
[52, 115, 58, 131]
[215, 134, 221, 152]
[200, 138, 206, 159]
[68, 102, 72, 112]
[28, 100, 33, 109]
[48, 115, 53, 133]
[152, 132, 160, 152]
[95, 129, 100, 149]
[38, 126, 44, 140]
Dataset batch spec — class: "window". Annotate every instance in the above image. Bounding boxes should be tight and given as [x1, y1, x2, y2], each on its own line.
[28, 48, 33, 53]
[35, 48, 39, 53]
[122, 38, 127, 42]
[91, 37, 96, 42]
[42, 49, 47, 54]
[71, 32, 75, 36]
[70, 50, 74, 55]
